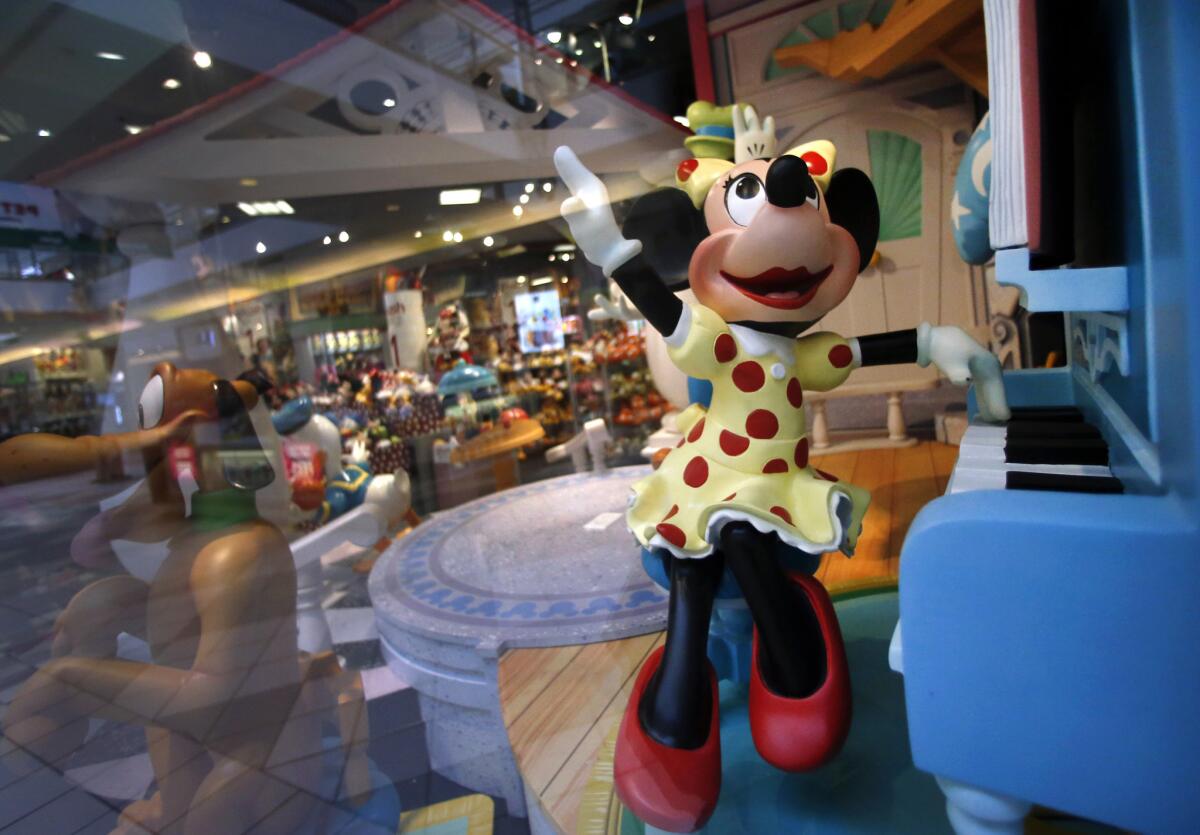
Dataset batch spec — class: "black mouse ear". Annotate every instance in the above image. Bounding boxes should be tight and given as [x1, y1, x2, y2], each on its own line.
[824, 168, 880, 273]
[238, 368, 274, 395]
[621, 188, 707, 290]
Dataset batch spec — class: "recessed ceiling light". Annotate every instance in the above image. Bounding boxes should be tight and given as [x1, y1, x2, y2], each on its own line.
[524, 183, 535, 193]
[96, 51, 125, 61]
[323, 235, 331, 245]
[519, 194, 530, 204]
[338, 230, 349, 243]
[240, 177, 258, 187]
[546, 31, 562, 44]
[512, 205, 524, 217]
[0, 134, 11, 143]
[517, 275, 527, 284]
[453, 231, 463, 242]
[648, 34, 656, 42]
[548, 254, 556, 261]
[162, 77, 181, 90]
[560, 276, 569, 283]
[255, 241, 266, 254]
[555, 57, 564, 64]
[483, 235, 494, 247]
[386, 204, 400, 212]
[619, 13, 634, 25]
[542, 182, 552, 193]
[534, 58, 543, 66]
[593, 40, 602, 49]
[193, 51, 212, 69]
[574, 49, 583, 56]
[382, 97, 396, 108]
[439, 188, 482, 205]
[442, 230, 453, 242]
[65, 270, 76, 281]
[414, 230, 423, 238]
[37, 129, 51, 138]
[124, 124, 143, 135]
[221, 216, 230, 224]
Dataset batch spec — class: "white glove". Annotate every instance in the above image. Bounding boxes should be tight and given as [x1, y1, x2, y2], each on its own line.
[917, 323, 1011, 422]
[733, 104, 776, 164]
[554, 146, 642, 277]
[587, 289, 640, 322]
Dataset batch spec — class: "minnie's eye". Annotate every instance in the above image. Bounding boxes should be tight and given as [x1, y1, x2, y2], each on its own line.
[724, 173, 767, 226]
[138, 374, 164, 429]
[806, 188, 820, 210]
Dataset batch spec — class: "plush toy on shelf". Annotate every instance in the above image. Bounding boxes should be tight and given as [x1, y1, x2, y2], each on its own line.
[555, 109, 1009, 831]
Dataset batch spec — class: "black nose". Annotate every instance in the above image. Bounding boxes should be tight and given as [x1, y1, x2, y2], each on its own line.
[765, 154, 817, 208]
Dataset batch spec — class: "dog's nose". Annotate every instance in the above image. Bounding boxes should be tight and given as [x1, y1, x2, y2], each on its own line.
[765, 154, 817, 208]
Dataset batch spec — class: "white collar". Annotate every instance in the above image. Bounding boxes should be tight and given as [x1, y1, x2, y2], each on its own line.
[728, 322, 796, 366]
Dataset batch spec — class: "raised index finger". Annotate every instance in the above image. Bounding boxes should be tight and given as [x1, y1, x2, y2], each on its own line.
[554, 146, 600, 195]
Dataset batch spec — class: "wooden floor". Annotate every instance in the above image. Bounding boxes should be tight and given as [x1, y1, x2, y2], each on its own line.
[497, 441, 958, 835]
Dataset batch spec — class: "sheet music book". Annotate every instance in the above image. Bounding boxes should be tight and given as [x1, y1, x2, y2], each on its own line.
[983, 0, 1029, 250]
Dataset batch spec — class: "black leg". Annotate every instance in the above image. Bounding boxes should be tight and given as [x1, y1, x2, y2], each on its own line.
[639, 552, 724, 749]
[720, 522, 826, 698]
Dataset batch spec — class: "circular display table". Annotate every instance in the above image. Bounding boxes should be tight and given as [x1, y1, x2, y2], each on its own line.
[370, 465, 666, 820]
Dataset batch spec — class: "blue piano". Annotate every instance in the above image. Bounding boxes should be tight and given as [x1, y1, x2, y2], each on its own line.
[891, 1, 1200, 833]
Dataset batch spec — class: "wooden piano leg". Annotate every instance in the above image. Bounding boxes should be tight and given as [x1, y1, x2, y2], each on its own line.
[935, 776, 1032, 835]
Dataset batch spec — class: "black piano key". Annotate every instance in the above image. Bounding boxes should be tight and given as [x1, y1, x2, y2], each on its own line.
[1005, 471, 1124, 493]
[1005, 420, 1102, 440]
[1008, 406, 1085, 423]
[1005, 436, 1109, 466]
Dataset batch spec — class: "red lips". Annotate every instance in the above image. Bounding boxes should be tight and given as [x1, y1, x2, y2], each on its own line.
[719, 264, 833, 310]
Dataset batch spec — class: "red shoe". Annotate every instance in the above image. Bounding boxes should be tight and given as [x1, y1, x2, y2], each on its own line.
[614, 646, 721, 832]
[748, 573, 851, 771]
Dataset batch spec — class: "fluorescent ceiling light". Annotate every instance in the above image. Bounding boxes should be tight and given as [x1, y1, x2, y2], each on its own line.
[96, 51, 125, 61]
[619, 14, 634, 25]
[124, 124, 143, 135]
[193, 51, 212, 69]
[546, 31, 562, 44]
[162, 78, 181, 90]
[237, 200, 294, 216]
[37, 129, 51, 137]
[531, 276, 553, 286]
[439, 188, 482, 205]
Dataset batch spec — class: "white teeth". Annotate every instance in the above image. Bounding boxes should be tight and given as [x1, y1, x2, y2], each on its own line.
[766, 290, 800, 299]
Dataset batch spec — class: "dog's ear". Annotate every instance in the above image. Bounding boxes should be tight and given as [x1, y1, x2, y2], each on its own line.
[622, 189, 708, 290]
[824, 168, 880, 273]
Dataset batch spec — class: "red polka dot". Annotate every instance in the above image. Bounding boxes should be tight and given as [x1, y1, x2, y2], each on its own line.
[762, 458, 788, 474]
[676, 158, 699, 182]
[683, 456, 709, 488]
[787, 378, 804, 408]
[722, 492, 737, 501]
[816, 469, 839, 482]
[828, 344, 853, 369]
[770, 506, 794, 525]
[746, 409, 779, 439]
[794, 438, 810, 468]
[714, 334, 737, 363]
[801, 151, 828, 176]
[662, 504, 679, 522]
[732, 361, 765, 392]
[656, 523, 686, 548]
[719, 430, 750, 456]
[687, 418, 705, 443]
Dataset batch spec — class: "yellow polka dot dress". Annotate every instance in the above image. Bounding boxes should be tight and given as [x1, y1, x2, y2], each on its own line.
[628, 304, 870, 559]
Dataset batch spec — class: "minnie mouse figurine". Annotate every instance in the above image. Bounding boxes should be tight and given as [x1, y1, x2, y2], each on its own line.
[555, 124, 1009, 832]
